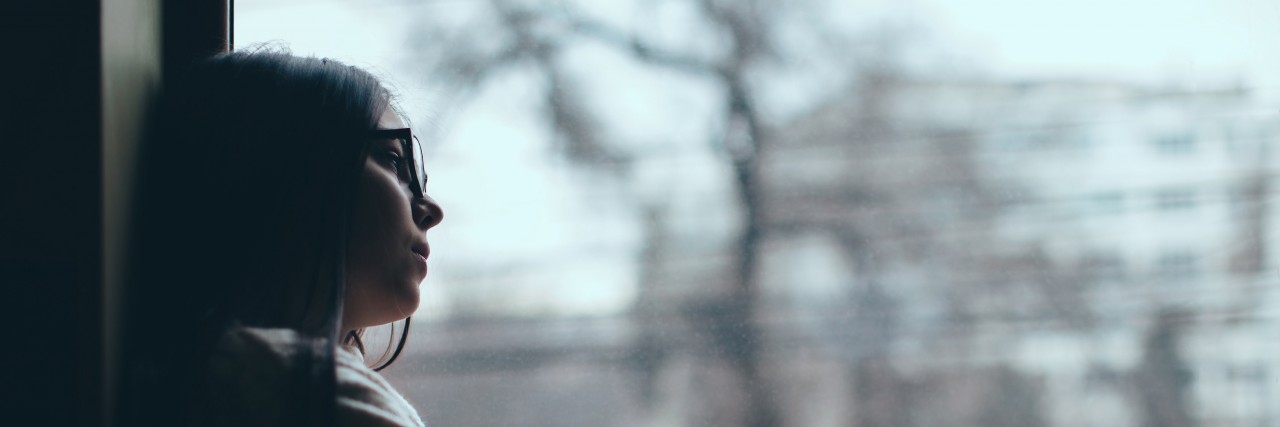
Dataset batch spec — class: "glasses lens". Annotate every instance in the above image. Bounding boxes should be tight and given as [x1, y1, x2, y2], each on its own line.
[411, 136, 426, 191]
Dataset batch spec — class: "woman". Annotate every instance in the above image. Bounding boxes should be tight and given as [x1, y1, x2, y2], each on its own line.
[117, 49, 443, 427]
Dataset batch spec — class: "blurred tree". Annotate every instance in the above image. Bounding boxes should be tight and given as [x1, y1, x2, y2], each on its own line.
[409, 0, 796, 425]
[1132, 308, 1197, 427]
[1229, 141, 1269, 280]
[406, 1, 1094, 426]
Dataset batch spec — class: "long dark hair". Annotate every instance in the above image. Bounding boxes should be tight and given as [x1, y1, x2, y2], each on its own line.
[118, 49, 410, 427]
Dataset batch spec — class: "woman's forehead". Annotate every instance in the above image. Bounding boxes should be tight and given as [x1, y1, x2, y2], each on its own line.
[377, 106, 406, 130]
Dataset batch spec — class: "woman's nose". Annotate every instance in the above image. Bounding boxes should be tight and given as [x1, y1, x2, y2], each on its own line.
[412, 195, 443, 230]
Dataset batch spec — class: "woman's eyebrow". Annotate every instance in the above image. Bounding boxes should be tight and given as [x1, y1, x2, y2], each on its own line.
[374, 138, 405, 153]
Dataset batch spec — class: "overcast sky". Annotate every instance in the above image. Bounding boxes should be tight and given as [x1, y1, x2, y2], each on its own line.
[240, 0, 1280, 94]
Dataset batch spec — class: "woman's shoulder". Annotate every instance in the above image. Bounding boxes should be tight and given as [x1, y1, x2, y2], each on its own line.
[206, 326, 425, 427]
[334, 343, 426, 427]
[211, 326, 305, 365]
[204, 327, 308, 427]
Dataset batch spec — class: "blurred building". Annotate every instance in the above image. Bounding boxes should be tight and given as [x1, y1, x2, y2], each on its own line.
[759, 73, 1280, 427]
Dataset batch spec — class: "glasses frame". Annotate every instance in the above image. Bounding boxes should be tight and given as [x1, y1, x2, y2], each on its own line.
[366, 128, 426, 199]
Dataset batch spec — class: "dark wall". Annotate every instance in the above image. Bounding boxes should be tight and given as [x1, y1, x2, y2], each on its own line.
[1, 2, 104, 427]
[1, 2, 226, 426]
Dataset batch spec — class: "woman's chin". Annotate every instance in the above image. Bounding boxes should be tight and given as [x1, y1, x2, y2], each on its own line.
[392, 288, 421, 319]
[342, 284, 421, 329]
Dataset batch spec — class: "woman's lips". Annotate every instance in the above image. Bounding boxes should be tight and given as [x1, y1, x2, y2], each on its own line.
[411, 242, 430, 259]
[411, 242, 430, 277]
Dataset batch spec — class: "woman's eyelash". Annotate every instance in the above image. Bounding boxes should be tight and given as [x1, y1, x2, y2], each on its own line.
[377, 151, 404, 168]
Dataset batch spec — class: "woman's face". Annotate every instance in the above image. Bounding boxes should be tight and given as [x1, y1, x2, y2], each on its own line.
[343, 107, 443, 330]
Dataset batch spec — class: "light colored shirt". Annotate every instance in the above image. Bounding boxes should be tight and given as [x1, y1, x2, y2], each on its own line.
[205, 327, 426, 427]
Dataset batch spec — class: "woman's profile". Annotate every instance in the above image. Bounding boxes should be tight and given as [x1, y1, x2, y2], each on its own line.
[117, 49, 443, 427]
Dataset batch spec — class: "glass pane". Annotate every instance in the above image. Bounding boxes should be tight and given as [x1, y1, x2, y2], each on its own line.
[238, 1, 1280, 426]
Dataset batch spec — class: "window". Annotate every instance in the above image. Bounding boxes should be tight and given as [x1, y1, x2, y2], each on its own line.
[1225, 364, 1266, 385]
[1090, 191, 1125, 215]
[1156, 250, 1199, 280]
[1084, 364, 1122, 391]
[237, 1, 1280, 427]
[1154, 133, 1196, 155]
[1080, 251, 1126, 281]
[1156, 188, 1197, 212]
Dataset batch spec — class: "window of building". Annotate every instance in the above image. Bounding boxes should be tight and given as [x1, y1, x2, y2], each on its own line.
[1156, 188, 1197, 212]
[1155, 133, 1196, 154]
[1090, 191, 1125, 215]
[1084, 364, 1122, 391]
[1080, 251, 1127, 281]
[1225, 364, 1267, 385]
[1156, 250, 1199, 280]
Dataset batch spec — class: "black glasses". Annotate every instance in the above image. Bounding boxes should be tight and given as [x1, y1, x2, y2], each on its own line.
[366, 128, 426, 199]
